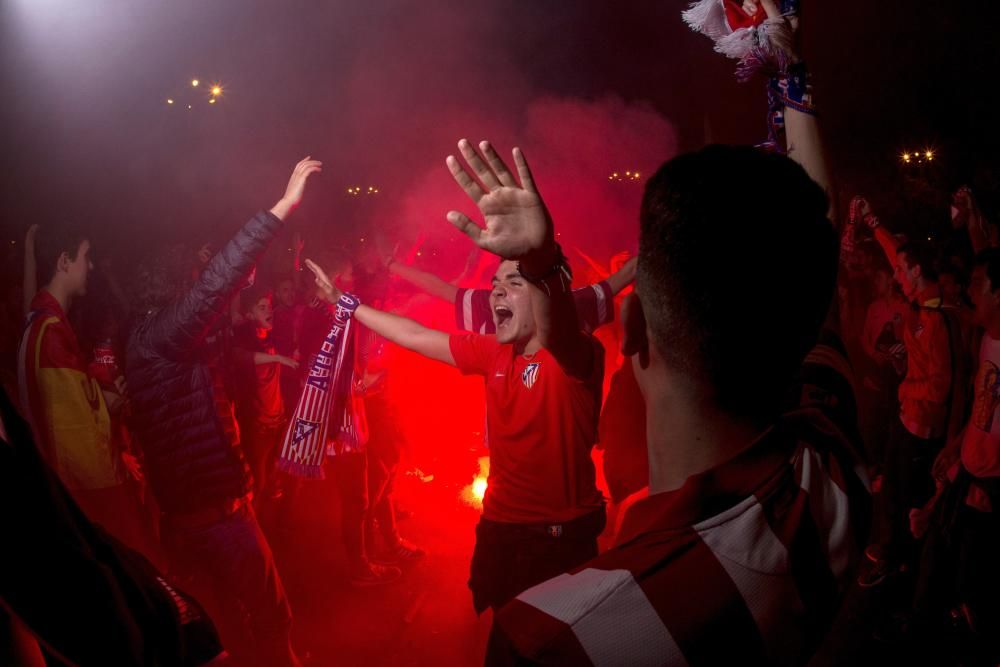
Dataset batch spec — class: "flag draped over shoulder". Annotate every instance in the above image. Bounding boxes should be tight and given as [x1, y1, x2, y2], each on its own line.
[277, 293, 360, 478]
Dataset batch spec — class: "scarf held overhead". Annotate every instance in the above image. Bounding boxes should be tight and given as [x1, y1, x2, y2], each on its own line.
[277, 293, 360, 478]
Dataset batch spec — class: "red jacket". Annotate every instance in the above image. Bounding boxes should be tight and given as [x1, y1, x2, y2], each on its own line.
[17, 290, 120, 490]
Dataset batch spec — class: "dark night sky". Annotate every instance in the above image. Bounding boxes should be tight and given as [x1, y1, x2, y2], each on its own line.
[1, 0, 998, 280]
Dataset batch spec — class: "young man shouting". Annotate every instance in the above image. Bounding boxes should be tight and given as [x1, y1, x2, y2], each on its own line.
[307, 139, 606, 618]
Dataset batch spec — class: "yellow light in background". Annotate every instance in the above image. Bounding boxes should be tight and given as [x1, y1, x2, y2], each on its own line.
[925, 150, 934, 160]
[191, 79, 199, 87]
[208, 98, 216, 105]
[167, 98, 174, 105]
[211, 85, 222, 97]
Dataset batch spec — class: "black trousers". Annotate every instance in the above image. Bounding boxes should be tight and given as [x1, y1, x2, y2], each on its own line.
[880, 417, 942, 564]
[468, 507, 606, 615]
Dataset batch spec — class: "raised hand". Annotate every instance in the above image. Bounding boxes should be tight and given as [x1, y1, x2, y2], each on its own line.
[270, 157, 323, 221]
[445, 140, 555, 266]
[305, 258, 343, 303]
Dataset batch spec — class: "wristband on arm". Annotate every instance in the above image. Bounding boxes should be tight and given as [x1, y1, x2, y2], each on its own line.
[517, 244, 573, 297]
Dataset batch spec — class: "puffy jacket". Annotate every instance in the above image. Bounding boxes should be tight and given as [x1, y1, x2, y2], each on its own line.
[126, 211, 282, 513]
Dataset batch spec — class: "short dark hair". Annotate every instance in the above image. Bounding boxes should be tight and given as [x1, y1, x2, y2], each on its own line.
[35, 224, 89, 283]
[130, 244, 193, 315]
[974, 248, 1000, 293]
[637, 145, 835, 422]
[242, 284, 273, 310]
[896, 241, 938, 282]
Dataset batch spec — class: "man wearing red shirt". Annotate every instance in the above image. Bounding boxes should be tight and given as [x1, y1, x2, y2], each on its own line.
[306, 139, 606, 619]
[863, 211, 968, 587]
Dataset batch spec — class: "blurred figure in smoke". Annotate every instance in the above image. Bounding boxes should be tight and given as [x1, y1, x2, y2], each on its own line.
[124, 157, 321, 667]
[231, 285, 298, 505]
[273, 231, 306, 419]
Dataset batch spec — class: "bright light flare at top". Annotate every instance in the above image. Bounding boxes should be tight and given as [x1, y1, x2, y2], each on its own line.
[900, 147, 937, 165]
[211, 85, 223, 96]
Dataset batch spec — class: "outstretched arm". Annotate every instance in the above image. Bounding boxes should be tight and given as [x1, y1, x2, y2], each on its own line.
[149, 158, 321, 358]
[605, 256, 638, 296]
[388, 260, 460, 303]
[306, 259, 455, 366]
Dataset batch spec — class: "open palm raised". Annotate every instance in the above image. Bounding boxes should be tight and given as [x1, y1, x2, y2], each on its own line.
[446, 139, 555, 262]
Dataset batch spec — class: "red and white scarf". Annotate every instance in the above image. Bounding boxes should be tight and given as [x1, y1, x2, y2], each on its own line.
[277, 293, 360, 478]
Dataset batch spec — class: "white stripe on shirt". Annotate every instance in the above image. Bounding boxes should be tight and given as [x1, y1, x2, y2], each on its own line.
[516, 568, 687, 667]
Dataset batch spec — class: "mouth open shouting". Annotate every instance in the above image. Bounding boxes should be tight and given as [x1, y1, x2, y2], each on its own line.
[493, 303, 513, 331]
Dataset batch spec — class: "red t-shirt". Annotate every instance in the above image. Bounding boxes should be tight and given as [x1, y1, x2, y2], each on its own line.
[449, 333, 605, 524]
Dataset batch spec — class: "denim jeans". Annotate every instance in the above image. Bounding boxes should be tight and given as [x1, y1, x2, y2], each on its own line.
[162, 503, 299, 667]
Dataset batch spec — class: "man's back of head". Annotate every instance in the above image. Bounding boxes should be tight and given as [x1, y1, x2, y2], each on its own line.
[636, 144, 836, 423]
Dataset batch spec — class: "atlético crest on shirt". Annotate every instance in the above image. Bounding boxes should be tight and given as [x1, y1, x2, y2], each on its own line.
[521, 362, 541, 389]
[291, 418, 321, 445]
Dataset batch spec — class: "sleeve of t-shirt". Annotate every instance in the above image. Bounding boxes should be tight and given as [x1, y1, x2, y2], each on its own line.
[454, 288, 495, 334]
[449, 333, 500, 376]
[572, 281, 614, 334]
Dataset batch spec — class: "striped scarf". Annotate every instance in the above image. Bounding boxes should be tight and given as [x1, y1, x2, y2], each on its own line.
[277, 293, 360, 478]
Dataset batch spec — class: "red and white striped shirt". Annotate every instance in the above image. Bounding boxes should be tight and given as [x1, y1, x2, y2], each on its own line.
[494, 338, 871, 666]
[455, 281, 614, 335]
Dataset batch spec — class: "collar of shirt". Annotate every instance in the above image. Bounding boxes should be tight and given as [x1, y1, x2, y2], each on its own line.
[30, 289, 67, 321]
[614, 425, 792, 545]
[916, 285, 942, 308]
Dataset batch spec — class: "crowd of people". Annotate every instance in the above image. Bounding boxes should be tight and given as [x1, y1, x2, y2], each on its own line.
[1, 0, 997, 665]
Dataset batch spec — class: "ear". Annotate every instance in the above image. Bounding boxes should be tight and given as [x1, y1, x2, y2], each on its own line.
[56, 251, 71, 273]
[621, 292, 650, 369]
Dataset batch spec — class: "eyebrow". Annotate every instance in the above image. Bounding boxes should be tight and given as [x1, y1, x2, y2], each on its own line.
[492, 272, 522, 284]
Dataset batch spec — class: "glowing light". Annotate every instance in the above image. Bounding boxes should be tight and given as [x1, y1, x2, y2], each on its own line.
[211, 85, 222, 96]
[609, 170, 642, 183]
[472, 477, 487, 502]
[187, 104, 192, 109]
[208, 98, 216, 104]
[166, 98, 174, 105]
[191, 79, 199, 87]
[461, 456, 490, 510]
[925, 150, 934, 160]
